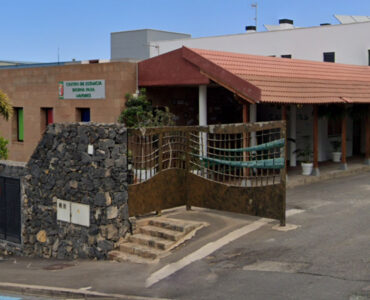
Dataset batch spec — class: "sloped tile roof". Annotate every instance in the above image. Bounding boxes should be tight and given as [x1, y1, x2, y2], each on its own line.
[189, 48, 370, 104]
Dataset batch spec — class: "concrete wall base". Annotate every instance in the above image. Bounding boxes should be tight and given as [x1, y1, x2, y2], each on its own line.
[340, 163, 348, 170]
[312, 168, 320, 176]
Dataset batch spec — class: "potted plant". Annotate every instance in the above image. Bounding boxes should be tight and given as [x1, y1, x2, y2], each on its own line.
[330, 139, 341, 162]
[296, 147, 313, 175]
[291, 136, 313, 176]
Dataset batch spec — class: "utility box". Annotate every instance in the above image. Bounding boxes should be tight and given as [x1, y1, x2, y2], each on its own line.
[71, 203, 90, 227]
[57, 199, 71, 223]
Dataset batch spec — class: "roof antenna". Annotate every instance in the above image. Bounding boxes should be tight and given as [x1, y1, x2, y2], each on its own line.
[251, 2, 258, 31]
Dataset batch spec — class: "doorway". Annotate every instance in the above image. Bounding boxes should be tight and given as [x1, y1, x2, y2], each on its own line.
[0, 177, 21, 243]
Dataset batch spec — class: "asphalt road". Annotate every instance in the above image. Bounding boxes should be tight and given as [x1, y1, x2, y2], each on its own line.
[147, 173, 370, 300]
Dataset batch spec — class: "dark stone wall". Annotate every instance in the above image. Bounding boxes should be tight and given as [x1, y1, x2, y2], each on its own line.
[21, 123, 129, 259]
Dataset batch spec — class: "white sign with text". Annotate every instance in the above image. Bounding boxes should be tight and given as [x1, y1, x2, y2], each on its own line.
[59, 80, 105, 99]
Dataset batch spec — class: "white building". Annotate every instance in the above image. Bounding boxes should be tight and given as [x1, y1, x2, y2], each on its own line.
[147, 17, 370, 66]
[111, 29, 190, 61]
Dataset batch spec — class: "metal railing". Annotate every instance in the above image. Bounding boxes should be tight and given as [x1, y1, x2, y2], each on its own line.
[128, 121, 286, 187]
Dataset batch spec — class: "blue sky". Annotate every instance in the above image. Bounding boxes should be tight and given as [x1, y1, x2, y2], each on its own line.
[1, 0, 370, 62]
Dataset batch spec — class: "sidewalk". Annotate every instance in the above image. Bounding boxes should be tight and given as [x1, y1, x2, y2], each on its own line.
[0, 207, 263, 299]
[287, 156, 370, 189]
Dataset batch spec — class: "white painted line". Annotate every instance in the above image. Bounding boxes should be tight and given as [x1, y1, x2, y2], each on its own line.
[146, 208, 305, 288]
[286, 209, 305, 217]
[79, 286, 92, 290]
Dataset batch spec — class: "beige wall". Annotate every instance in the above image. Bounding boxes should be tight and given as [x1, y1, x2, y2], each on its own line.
[0, 62, 136, 162]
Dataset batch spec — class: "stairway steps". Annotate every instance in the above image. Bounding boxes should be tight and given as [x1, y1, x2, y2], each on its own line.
[109, 217, 206, 263]
[139, 225, 184, 241]
[119, 242, 162, 259]
[148, 218, 199, 233]
[128, 233, 173, 250]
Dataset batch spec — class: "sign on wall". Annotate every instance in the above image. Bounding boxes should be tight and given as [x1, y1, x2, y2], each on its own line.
[58, 80, 105, 99]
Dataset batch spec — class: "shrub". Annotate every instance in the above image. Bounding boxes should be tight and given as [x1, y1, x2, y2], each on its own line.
[0, 136, 9, 159]
[118, 89, 175, 128]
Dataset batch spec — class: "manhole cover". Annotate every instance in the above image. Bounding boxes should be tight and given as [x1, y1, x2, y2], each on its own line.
[43, 263, 75, 270]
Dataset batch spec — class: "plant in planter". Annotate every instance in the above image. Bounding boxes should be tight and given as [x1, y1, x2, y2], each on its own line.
[296, 147, 314, 175]
[330, 139, 341, 162]
[292, 136, 313, 176]
[119, 89, 176, 183]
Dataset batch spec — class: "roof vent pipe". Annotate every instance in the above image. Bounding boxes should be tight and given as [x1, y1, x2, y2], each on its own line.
[279, 19, 294, 29]
[320, 23, 331, 26]
[245, 25, 257, 33]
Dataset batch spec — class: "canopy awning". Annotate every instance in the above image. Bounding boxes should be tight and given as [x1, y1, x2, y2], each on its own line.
[139, 46, 370, 104]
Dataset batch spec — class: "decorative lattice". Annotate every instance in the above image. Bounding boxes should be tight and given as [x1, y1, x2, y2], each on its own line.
[128, 121, 286, 187]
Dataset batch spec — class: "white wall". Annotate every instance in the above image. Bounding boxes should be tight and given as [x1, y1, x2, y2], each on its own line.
[260, 104, 354, 162]
[151, 22, 370, 66]
[111, 29, 190, 60]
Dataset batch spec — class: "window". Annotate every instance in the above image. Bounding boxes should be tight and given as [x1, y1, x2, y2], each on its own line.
[40, 108, 53, 133]
[323, 52, 335, 63]
[12, 108, 24, 142]
[77, 108, 90, 122]
[281, 54, 292, 59]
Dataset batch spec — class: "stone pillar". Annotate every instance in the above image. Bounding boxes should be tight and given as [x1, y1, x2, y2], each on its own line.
[289, 105, 297, 167]
[22, 123, 129, 260]
[341, 114, 348, 170]
[313, 105, 320, 176]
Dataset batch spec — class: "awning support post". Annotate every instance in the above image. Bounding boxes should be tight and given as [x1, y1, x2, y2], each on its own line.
[312, 105, 320, 176]
[281, 105, 288, 169]
[289, 105, 297, 167]
[340, 114, 348, 170]
[249, 104, 257, 147]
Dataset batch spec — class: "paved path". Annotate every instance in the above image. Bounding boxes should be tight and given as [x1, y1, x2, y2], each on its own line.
[146, 173, 370, 299]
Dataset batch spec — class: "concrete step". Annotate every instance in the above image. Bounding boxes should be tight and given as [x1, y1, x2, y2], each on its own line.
[119, 242, 163, 259]
[110, 217, 207, 264]
[148, 218, 199, 234]
[128, 233, 173, 250]
[139, 225, 184, 241]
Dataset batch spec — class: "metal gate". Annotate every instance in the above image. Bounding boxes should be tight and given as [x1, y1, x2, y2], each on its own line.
[0, 177, 21, 243]
[128, 121, 286, 225]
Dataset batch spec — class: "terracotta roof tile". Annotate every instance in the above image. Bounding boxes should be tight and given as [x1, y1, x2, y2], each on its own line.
[189, 48, 370, 104]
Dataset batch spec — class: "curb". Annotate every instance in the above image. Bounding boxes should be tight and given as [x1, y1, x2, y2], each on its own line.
[287, 166, 370, 189]
[0, 282, 172, 300]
